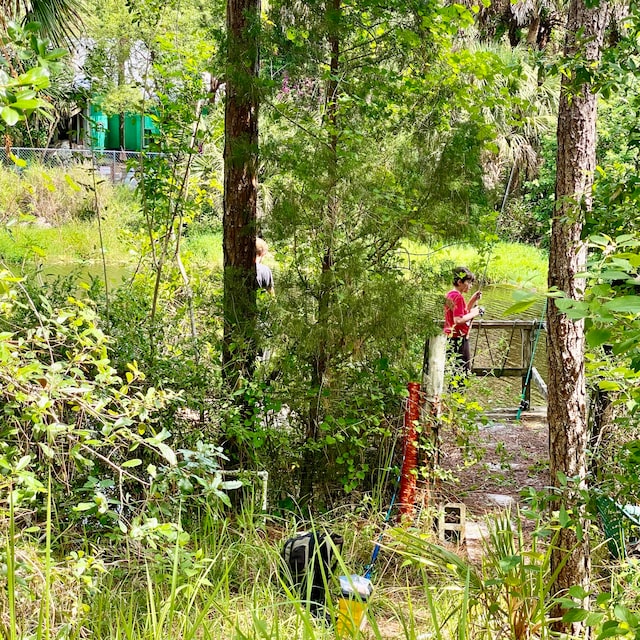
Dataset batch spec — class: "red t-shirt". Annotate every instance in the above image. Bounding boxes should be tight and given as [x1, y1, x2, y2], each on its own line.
[444, 289, 470, 338]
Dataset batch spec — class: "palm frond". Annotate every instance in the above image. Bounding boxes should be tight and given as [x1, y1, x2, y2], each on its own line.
[2, 0, 85, 47]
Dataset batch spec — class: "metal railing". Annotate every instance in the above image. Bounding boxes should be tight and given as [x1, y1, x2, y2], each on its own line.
[0, 147, 163, 184]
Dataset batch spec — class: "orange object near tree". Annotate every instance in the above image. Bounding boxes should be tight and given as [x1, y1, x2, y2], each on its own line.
[398, 382, 422, 520]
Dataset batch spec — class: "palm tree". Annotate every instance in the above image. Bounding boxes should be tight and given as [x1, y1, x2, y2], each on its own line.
[1, 0, 84, 46]
[467, 42, 559, 194]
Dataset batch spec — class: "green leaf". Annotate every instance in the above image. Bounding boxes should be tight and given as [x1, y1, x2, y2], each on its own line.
[584, 612, 604, 626]
[15, 455, 31, 471]
[554, 297, 574, 311]
[498, 555, 521, 572]
[64, 174, 82, 192]
[612, 334, 640, 355]
[562, 608, 589, 623]
[558, 504, 570, 527]
[615, 234, 639, 247]
[151, 427, 171, 443]
[566, 308, 588, 320]
[568, 585, 589, 600]
[586, 329, 612, 348]
[596, 270, 633, 281]
[614, 604, 637, 626]
[23, 526, 40, 533]
[9, 153, 27, 167]
[20, 66, 49, 85]
[122, 458, 142, 468]
[157, 442, 177, 466]
[1, 106, 20, 126]
[23, 22, 41, 33]
[11, 98, 40, 110]
[39, 442, 55, 458]
[74, 502, 96, 512]
[603, 296, 640, 314]
[598, 380, 621, 392]
[502, 298, 538, 316]
[216, 491, 232, 508]
[596, 622, 627, 639]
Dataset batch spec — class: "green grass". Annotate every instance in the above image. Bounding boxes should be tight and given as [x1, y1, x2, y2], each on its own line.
[0, 164, 141, 266]
[403, 240, 548, 290]
[183, 231, 224, 269]
[0, 219, 133, 265]
[0, 163, 227, 271]
[0, 162, 545, 290]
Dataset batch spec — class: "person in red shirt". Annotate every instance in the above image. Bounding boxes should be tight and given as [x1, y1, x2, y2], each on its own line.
[444, 267, 484, 374]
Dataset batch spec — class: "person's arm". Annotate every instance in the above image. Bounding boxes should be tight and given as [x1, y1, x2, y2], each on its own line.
[468, 290, 482, 307]
[453, 305, 481, 326]
[450, 292, 478, 326]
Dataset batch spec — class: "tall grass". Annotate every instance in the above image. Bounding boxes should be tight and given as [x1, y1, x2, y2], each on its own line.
[182, 231, 224, 270]
[4, 497, 639, 640]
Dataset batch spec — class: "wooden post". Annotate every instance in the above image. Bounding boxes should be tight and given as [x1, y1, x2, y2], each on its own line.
[417, 335, 447, 514]
[423, 334, 447, 406]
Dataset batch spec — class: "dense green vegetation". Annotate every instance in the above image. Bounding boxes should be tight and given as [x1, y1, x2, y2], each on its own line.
[2, 0, 640, 638]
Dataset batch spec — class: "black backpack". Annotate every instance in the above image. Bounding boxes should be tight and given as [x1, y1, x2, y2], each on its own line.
[282, 531, 315, 580]
[281, 531, 343, 616]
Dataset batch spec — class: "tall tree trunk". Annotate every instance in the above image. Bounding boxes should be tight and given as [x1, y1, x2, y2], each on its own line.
[548, 0, 609, 634]
[300, 0, 341, 501]
[223, 0, 260, 389]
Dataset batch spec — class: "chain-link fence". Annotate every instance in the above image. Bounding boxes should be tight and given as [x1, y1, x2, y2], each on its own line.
[0, 147, 163, 185]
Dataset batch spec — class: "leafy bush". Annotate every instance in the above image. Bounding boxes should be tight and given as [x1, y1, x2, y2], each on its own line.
[0, 271, 179, 521]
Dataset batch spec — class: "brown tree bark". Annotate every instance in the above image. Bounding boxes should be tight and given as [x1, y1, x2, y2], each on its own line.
[548, 0, 609, 634]
[222, 0, 260, 388]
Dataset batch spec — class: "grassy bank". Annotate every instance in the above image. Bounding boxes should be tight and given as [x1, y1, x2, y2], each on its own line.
[0, 164, 139, 265]
[403, 240, 548, 290]
[0, 163, 224, 271]
[0, 164, 545, 286]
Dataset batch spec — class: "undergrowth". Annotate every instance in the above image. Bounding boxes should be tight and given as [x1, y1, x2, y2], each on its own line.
[4, 503, 640, 640]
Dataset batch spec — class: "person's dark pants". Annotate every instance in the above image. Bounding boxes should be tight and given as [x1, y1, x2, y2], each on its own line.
[449, 336, 471, 374]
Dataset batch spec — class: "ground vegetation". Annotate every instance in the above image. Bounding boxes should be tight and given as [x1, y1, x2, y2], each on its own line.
[2, 0, 640, 638]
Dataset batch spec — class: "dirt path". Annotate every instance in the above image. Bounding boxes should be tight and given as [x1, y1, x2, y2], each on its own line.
[437, 408, 549, 560]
